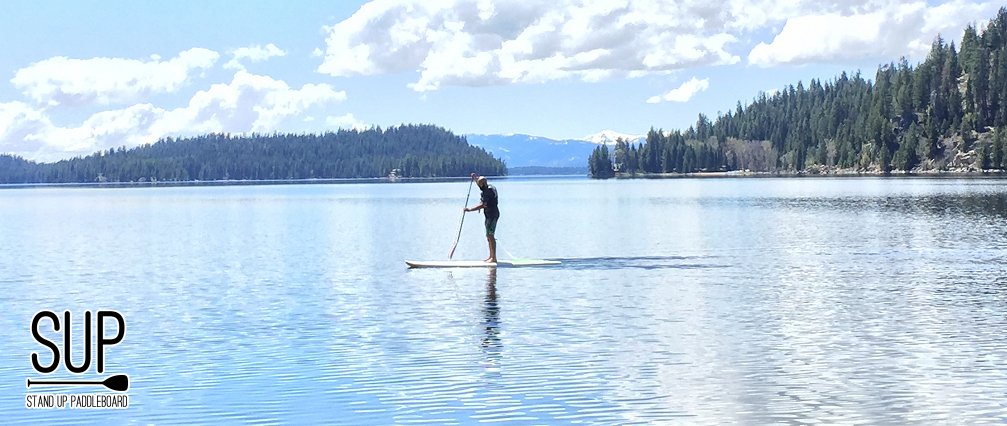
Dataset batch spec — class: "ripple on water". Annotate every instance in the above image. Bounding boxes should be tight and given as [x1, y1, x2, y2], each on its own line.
[3, 180, 1007, 423]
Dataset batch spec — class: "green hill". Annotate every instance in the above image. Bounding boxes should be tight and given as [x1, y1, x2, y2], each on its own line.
[590, 7, 1007, 177]
[0, 124, 506, 184]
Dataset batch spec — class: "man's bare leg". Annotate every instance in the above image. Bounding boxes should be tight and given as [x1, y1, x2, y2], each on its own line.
[486, 236, 497, 263]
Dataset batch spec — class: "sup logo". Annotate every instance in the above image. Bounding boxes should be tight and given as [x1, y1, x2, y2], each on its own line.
[25, 310, 130, 410]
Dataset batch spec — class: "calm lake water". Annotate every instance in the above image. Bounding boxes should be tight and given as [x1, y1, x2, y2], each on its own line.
[1, 177, 1006, 424]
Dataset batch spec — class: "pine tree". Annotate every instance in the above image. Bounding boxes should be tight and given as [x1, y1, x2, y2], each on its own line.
[588, 145, 615, 178]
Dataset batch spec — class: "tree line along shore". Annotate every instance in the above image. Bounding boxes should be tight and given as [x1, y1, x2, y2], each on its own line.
[590, 8, 1007, 179]
[0, 125, 507, 184]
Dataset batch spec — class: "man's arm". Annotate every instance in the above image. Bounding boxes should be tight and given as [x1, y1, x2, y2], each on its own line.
[466, 172, 483, 212]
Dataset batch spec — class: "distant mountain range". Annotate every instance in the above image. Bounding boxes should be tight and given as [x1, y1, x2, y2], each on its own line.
[466, 131, 645, 170]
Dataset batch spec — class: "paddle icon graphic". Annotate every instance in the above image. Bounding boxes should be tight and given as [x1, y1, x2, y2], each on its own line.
[27, 374, 129, 392]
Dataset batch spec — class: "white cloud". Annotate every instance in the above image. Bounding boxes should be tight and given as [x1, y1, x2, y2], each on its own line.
[318, 0, 742, 91]
[46, 104, 166, 154]
[748, 1, 1001, 67]
[0, 101, 54, 155]
[647, 77, 710, 104]
[11, 48, 220, 107]
[0, 71, 348, 161]
[154, 70, 348, 137]
[326, 113, 369, 130]
[317, 0, 1000, 86]
[224, 43, 288, 70]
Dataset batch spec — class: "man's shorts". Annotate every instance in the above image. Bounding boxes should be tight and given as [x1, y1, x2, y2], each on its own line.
[484, 216, 498, 237]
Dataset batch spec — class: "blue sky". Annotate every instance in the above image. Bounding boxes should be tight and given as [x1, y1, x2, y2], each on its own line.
[0, 0, 1001, 161]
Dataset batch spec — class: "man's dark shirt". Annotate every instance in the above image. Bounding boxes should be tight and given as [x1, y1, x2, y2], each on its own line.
[480, 185, 500, 219]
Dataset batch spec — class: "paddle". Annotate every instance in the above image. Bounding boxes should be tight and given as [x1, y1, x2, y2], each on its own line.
[448, 178, 475, 259]
[27, 374, 129, 392]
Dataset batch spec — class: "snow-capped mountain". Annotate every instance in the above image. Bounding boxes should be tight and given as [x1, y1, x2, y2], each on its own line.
[581, 130, 646, 145]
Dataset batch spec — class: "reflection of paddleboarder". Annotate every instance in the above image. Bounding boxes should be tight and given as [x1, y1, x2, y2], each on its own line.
[465, 173, 499, 263]
[482, 268, 501, 359]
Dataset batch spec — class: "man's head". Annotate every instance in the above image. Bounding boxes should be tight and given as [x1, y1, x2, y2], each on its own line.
[476, 176, 488, 189]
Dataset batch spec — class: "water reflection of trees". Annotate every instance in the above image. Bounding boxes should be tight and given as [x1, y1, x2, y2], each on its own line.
[752, 193, 1007, 219]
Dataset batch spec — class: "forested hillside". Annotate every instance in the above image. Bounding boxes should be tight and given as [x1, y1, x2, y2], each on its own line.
[590, 7, 1007, 177]
[0, 124, 506, 183]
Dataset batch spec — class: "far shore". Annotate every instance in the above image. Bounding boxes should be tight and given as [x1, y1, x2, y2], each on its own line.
[0, 173, 584, 190]
[0, 176, 464, 189]
[6, 169, 1007, 190]
[614, 169, 1007, 179]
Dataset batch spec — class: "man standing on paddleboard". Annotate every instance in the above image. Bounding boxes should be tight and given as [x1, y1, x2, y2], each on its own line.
[465, 173, 499, 263]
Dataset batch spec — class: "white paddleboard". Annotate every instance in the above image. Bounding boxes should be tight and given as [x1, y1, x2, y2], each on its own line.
[406, 259, 560, 268]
